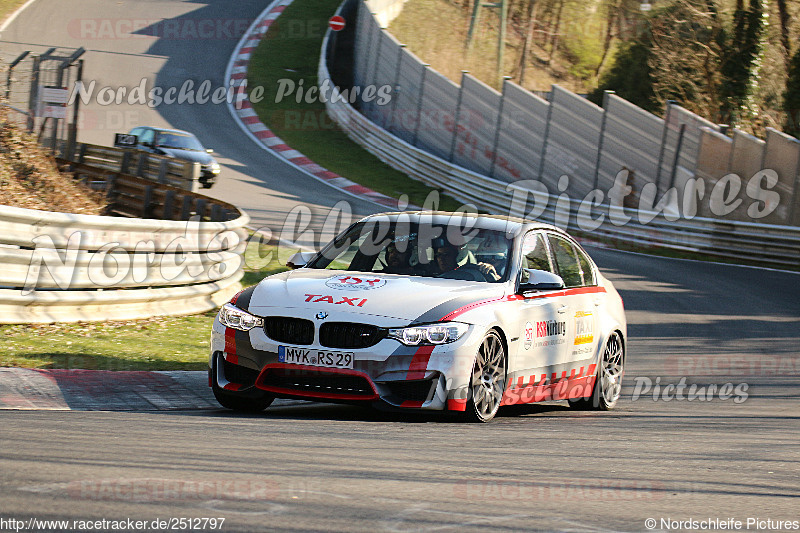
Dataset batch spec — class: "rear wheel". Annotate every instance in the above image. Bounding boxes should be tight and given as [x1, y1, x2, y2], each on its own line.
[212, 383, 274, 413]
[569, 331, 624, 410]
[464, 331, 506, 422]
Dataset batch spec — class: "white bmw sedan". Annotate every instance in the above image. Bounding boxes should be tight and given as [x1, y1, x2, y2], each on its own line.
[210, 211, 626, 422]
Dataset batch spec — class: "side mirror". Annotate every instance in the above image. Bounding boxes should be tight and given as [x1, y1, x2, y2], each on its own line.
[519, 269, 565, 292]
[287, 251, 316, 269]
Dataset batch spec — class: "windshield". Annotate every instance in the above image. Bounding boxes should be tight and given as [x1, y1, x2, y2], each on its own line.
[308, 220, 514, 283]
[156, 132, 205, 151]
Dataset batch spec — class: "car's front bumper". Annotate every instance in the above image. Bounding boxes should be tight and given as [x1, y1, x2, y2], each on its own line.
[208, 316, 483, 411]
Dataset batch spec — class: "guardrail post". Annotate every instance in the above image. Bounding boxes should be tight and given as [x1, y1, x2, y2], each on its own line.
[180, 195, 194, 220]
[449, 71, 468, 163]
[211, 204, 223, 222]
[120, 150, 132, 175]
[136, 154, 148, 177]
[412, 64, 428, 147]
[389, 44, 405, 133]
[183, 162, 201, 192]
[489, 77, 511, 178]
[162, 190, 176, 220]
[655, 100, 675, 193]
[669, 123, 686, 190]
[592, 90, 613, 193]
[77, 143, 88, 164]
[105, 175, 118, 213]
[369, 28, 383, 121]
[195, 198, 207, 220]
[142, 185, 154, 218]
[537, 89, 555, 182]
[158, 159, 170, 184]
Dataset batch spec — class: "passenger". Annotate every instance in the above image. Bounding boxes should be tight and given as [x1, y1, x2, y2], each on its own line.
[382, 242, 416, 275]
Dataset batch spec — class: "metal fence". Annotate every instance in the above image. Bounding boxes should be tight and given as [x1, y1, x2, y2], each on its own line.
[351, 0, 800, 227]
[2, 47, 85, 154]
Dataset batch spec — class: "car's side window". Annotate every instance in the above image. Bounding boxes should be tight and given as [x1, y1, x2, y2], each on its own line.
[575, 245, 596, 286]
[548, 234, 583, 288]
[519, 232, 552, 284]
[138, 128, 155, 146]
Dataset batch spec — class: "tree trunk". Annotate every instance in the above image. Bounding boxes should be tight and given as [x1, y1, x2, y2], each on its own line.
[596, 0, 619, 77]
[518, 0, 537, 85]
[547, 0, 565, 65]
[776, 0, 791, 71]
[538, 0, 554, 47]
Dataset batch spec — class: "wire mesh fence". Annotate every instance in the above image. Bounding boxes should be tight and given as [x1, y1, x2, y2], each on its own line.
[2, 48, 84, 155]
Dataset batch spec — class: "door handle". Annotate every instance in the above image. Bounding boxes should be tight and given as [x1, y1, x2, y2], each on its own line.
[594, 298, 603, 307]
[557, 305, 567, 314]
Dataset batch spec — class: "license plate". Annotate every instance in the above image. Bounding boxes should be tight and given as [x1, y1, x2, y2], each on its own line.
[278, 346, 354, 369]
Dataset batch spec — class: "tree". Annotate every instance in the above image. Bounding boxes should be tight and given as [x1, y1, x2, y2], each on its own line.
[646, 0, 726, 119]
[776, 0, 791, 71]
[718, 0, 768, 126]
[785, 47, 800, 138]
[589, 35, 658, 112]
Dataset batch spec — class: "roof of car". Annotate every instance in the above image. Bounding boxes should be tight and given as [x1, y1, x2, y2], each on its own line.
[359, 211, 564, 234]
[134, 127, 193, 135]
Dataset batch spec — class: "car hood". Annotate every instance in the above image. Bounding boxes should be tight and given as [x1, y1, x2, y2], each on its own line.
[248, 269, 508, 324]
[158, 147, 214, 165]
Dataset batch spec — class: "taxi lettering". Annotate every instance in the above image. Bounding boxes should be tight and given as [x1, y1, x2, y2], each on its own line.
[304, 294, 368, 306]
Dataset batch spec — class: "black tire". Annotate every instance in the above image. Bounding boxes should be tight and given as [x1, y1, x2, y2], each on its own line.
[569, 331, 624, 411]
[463, 330, 507, 422]
[212, 383, 274, 413]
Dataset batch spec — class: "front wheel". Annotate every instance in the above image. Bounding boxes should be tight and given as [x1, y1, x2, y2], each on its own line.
[463, 330, 506, 422]
[212, 383, 274, 413]
[569, 331, 624, 410]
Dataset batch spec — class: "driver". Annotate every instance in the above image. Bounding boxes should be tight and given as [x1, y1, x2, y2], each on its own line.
[432, 239, 501, 281]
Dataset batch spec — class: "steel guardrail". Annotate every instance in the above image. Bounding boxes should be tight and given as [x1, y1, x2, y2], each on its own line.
[0, 188, 249, 323]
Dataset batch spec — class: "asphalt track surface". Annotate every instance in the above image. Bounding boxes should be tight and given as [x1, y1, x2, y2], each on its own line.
[2, 1, 800, 532]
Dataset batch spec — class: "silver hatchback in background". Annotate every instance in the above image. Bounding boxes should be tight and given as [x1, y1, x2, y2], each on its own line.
[127, 127, 221, 188]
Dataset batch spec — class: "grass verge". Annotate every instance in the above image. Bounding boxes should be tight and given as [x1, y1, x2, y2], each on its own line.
[0, 242, 290, 370]
[246, 0, 463, 211]
[0, 0, 27, 25]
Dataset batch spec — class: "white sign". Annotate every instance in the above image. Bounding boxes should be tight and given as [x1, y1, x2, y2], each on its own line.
[41, 87, 69, 104]
[42, 105, 67, 119]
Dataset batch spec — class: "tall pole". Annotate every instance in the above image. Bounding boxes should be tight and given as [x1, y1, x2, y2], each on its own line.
[68, 59, 84, 160]
[497, 0, 507, 86]
[465, 0, 483, 56]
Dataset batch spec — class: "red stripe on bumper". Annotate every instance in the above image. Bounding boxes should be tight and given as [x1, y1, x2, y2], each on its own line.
[407, 345, 434, 380]
[224, 328, 237, 362]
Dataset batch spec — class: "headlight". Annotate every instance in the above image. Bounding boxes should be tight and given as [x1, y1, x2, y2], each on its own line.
[387, 322, 469, 346]
[210, 162, 221, 174]
[218, 303, 263, 331]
